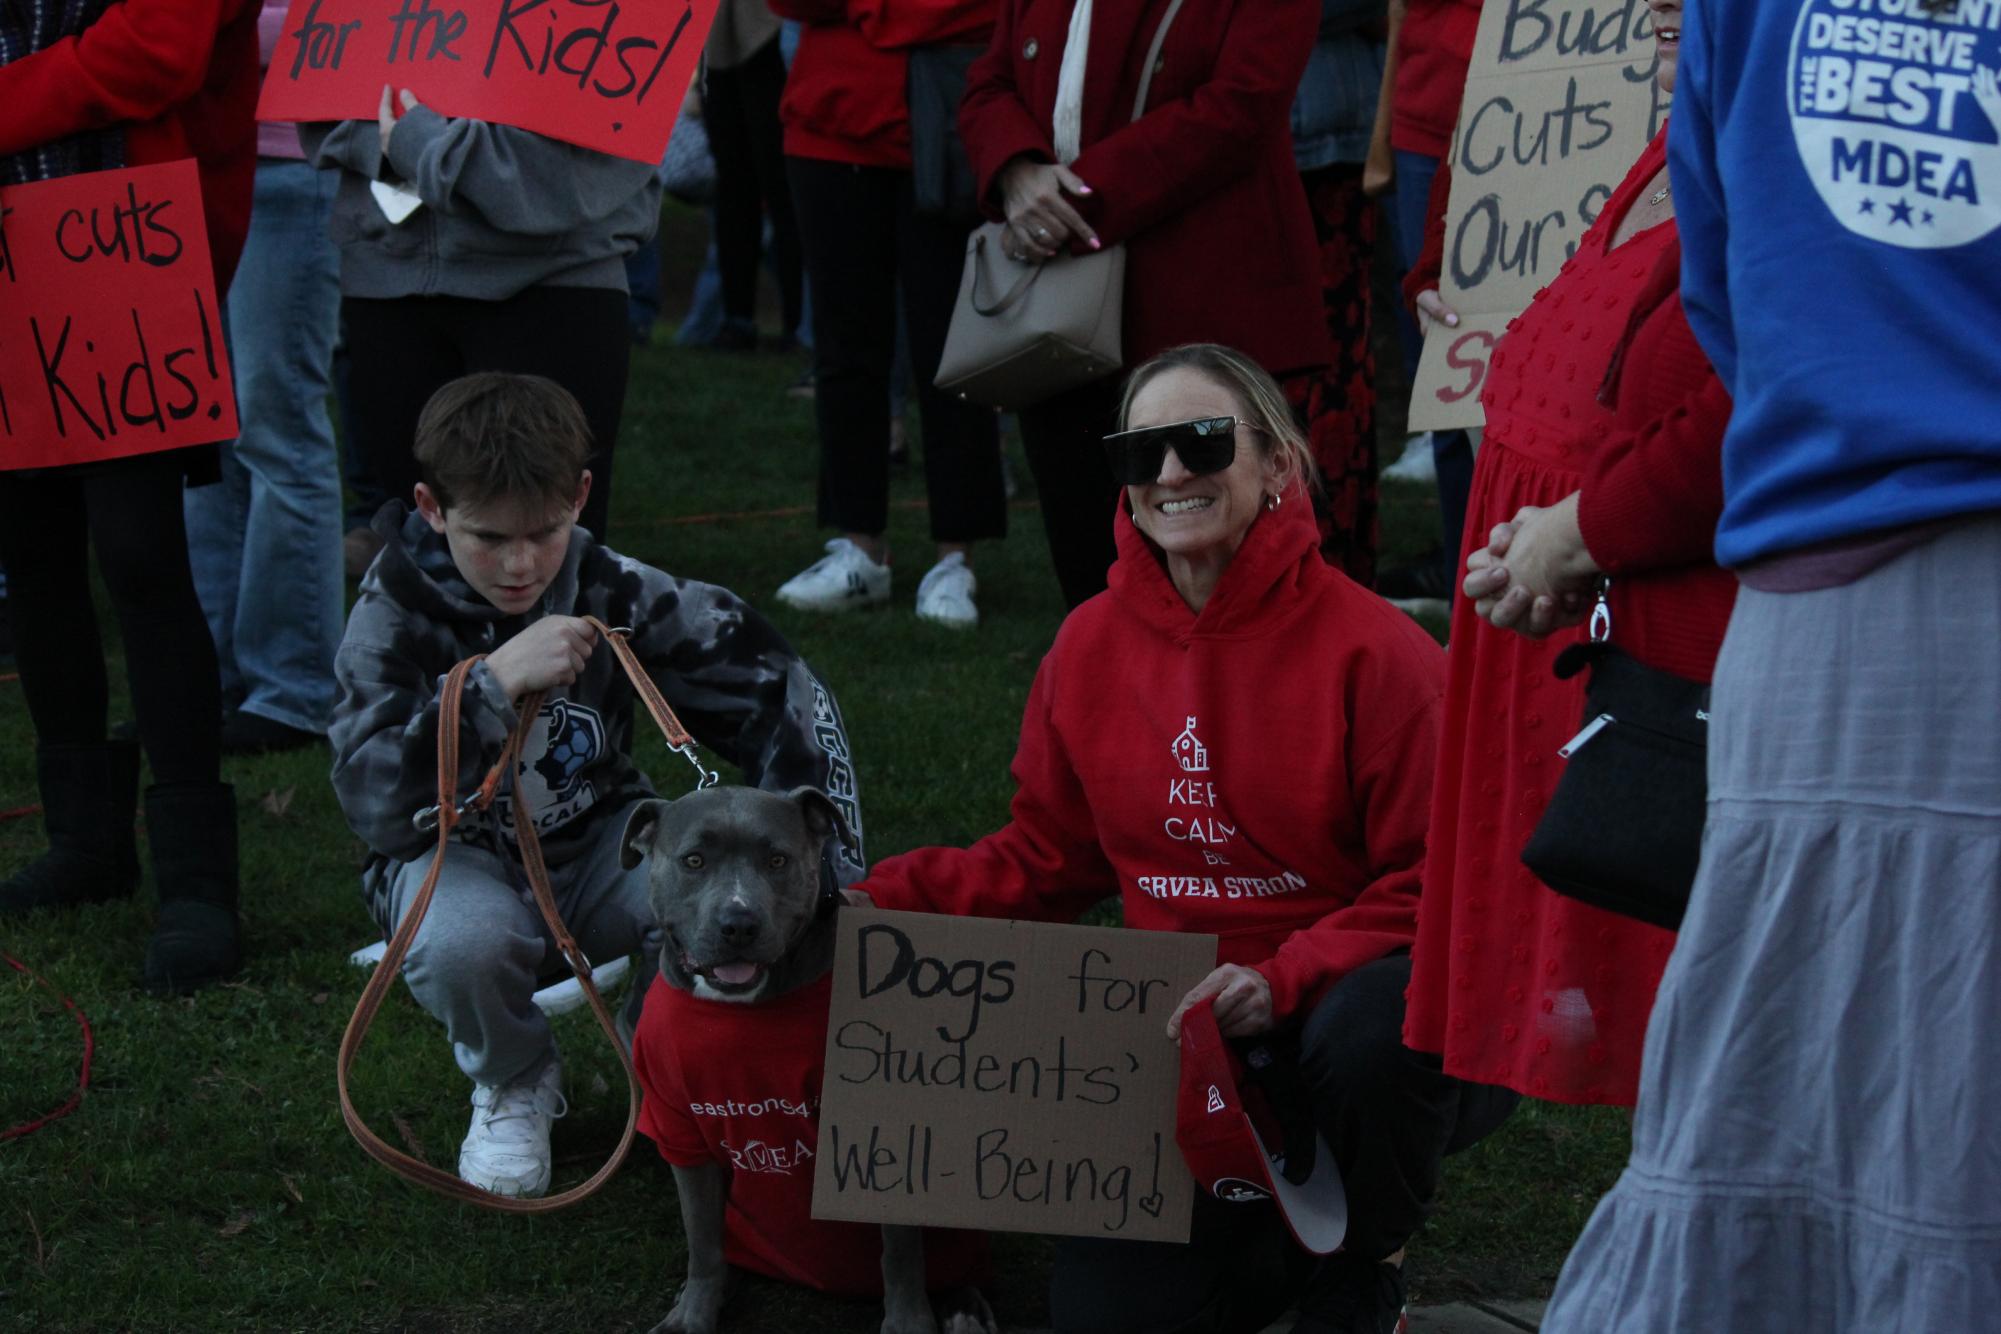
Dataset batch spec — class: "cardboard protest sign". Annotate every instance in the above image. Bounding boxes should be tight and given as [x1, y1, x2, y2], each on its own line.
[256, 0, 722, 164]
[812, 910, 1217, 1244]
[1408, 0, 1670, 431]
[0, 162, 238, 471]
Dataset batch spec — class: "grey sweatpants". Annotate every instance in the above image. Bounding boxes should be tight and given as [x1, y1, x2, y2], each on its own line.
[382, 802, 661, 1088]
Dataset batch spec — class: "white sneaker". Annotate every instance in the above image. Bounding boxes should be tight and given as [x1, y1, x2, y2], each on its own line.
[1381, 433, 1438, 483]
[915, 553, 978, 628]
[776, 538, 891, 612]
[459, 1054, 566, 1198]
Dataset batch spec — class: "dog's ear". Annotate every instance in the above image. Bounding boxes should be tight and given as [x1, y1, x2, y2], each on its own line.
[620, 798, 671, 870]
[789, 786, 852, 853]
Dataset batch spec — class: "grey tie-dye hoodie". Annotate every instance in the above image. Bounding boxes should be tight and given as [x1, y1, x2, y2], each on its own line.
[330, 505, 864, 932]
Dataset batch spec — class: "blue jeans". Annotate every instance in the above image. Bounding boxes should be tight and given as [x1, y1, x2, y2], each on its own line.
[1389, 148, 1474, 565]
[185, 160, 344, 733]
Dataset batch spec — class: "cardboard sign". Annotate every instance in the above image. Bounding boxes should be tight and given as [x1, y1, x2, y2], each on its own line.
[812, 910, 1217, 1244]
[0, 162, 238, 472]
[256, 0, 721, 164]
[1408, 0, 1670, 430]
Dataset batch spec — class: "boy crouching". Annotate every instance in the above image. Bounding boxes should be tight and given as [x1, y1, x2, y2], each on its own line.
[329, 372, 863, 1198]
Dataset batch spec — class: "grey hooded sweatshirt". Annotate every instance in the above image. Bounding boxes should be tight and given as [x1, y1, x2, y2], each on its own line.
[301, 109, 660, 301]
[330, 506, 864, 933]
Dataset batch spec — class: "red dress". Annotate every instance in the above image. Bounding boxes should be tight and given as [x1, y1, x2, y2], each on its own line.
[1402, 131, 1738, 1106]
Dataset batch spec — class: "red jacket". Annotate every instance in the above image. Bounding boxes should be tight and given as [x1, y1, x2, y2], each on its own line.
[1405, 144, 1736, 681]
[0, 0, 260, 291]
[959, 0, 1332, 375]
[769, 0, 994, 169]
[1390, 0, 1481, 159]
[862, 487, 1442, 1022]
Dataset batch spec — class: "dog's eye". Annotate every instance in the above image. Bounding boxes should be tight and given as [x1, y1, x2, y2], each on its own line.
[767, 853, 789, 870]
[682, 853, 705, 870]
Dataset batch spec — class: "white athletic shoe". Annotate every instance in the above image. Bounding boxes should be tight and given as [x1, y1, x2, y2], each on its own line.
[915, 553, 978, 628]
[459, 1055, 566, 1198]
[1381, 433, 1438, 484]
[775, 538, 891, 612]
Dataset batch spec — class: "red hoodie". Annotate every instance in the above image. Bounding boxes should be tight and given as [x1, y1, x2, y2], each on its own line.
[1391, 0, 1482, 160]
[0, 0, 260, 290]
[769, 0, 995, 169]
[862, 487, 1443, 1021]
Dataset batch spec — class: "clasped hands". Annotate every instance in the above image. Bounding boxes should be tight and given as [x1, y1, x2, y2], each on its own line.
[1462, 491, 1602, 638]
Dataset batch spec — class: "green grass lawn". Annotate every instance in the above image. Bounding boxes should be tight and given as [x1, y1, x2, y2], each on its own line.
[0, 223, 1631, 1332]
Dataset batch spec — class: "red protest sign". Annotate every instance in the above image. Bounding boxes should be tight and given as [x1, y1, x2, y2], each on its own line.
[0, 162, 238, 472]
[256, 0, 720, 165]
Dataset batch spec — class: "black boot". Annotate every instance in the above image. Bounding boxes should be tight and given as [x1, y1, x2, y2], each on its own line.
[0, 740, 141, 916]
[141, 782, 241, 995]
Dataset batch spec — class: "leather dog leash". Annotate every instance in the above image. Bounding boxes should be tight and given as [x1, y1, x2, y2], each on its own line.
[337, 618, 711, 1212]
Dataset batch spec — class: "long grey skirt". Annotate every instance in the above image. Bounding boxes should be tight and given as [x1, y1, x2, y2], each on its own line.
[1545, 516, 2001, 1331]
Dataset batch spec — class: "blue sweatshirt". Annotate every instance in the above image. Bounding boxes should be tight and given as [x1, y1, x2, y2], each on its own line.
[1669, 0, 2001, 567]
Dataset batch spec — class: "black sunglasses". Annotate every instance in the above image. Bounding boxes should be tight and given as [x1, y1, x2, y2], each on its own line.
[1101, 416, 1253, 486]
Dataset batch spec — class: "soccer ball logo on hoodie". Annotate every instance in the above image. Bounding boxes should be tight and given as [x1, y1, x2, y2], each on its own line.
[497, 698, 605, 837]
[1789, 0, 2001, 248]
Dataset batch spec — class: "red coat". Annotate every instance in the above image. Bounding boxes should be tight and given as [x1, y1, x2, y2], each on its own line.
[1390, 0, 1482, 160]
[862, 490, 1442, 1023]
[959, 0, 1332, 376]
[768, 0, 995, 169]
[0, 0, 261, 291]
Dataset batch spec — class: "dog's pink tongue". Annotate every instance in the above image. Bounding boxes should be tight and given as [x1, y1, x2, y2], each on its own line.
[711, 962, 760, 986]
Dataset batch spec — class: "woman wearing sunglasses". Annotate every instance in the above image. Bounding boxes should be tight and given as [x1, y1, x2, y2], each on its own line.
[961, 0, 1342, 610]
[854, 343, 1517, 1334]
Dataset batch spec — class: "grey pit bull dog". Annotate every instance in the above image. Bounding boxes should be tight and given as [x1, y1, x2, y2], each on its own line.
[621, 786, 997, 1334]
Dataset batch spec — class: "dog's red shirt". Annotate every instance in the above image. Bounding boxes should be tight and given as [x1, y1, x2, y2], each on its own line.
[632, 973, 987, 1296]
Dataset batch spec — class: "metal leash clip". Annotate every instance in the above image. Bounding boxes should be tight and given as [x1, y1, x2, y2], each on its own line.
[1589, 576, 1613, 643]
[676, 743, 720, 790]
[412, 791, 484, 834]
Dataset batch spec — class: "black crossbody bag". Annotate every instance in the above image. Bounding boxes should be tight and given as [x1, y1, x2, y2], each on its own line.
[1520, 582, 1710, 931]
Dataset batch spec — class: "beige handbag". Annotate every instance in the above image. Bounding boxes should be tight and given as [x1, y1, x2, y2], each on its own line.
[934, 0, 1186, 409]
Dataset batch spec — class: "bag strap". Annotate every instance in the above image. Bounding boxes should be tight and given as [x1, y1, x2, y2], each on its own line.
[337, 617, 703, 1212]
[970, 229, 1046, 315]
[1129, 0, 1189, 123]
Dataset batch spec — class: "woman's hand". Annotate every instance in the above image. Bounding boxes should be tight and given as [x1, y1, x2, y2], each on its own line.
[1165, 964, 1274, 1041]
[1414, 288, 1461, 336]
[997, 156, 1099, 262]
[1469, 493, 1600, 638]
[377, 84, 420, 156]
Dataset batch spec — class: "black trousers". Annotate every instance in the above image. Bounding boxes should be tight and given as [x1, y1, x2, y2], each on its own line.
[1049, 956, 1520, 1334]
[341, 286, 629, 540]
[786, 156, 1004, 544]
[706, 39, 802, 335]
[1018, 375, 1124, 609]
[0, 453, 221, 784]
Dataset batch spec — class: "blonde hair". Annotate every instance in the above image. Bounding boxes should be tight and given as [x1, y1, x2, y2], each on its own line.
[1116, 344, 1320, 496]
